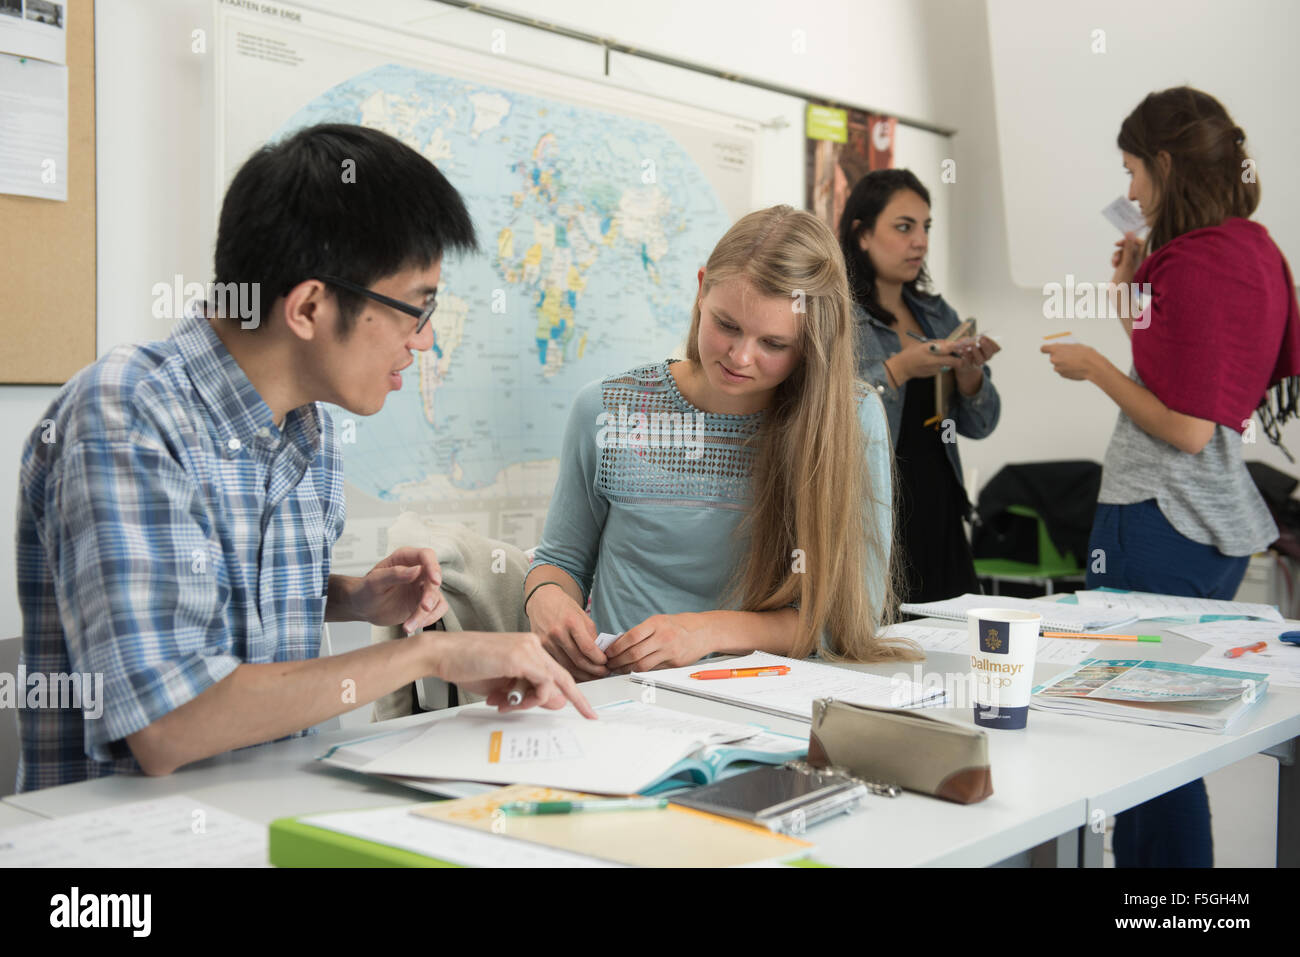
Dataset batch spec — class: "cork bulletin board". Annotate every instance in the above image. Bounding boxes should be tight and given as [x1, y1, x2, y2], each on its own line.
[0, 0, 95, 384]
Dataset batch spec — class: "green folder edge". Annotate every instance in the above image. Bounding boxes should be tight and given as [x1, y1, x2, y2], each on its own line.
[269, 815, 829, 868]
[270, 816, 461, 868]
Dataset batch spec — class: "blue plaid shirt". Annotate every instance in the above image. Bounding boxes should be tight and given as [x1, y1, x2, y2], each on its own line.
[15, 310, 345, 791]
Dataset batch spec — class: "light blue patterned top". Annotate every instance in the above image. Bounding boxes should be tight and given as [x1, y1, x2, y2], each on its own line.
[531, 360, 893, 642]
[15, 309, 344, 791]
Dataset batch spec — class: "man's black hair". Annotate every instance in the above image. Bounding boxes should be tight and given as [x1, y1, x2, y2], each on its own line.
[214, 123, 477, 334]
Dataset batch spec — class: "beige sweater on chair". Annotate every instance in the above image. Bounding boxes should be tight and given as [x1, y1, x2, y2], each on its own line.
[370, 513, 531, 721]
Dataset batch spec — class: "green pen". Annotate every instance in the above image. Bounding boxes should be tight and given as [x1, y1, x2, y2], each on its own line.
[1042, 631, 1162, 642]
[498, 798, 668, 816]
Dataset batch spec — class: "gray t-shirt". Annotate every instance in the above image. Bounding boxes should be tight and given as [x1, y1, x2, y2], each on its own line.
[1098, 368, 1277, 556]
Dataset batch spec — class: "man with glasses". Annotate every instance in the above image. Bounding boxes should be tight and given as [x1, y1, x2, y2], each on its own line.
[16, 124, 593, 792]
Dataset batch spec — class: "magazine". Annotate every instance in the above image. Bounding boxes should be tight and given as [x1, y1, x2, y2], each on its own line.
[1030, 659, 1268, 733]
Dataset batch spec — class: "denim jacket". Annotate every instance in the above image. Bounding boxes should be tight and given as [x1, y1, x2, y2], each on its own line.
[852, 290, 1001, 506]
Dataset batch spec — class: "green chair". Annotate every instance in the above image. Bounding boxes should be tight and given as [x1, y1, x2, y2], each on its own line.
[973, 505, 1085, 596]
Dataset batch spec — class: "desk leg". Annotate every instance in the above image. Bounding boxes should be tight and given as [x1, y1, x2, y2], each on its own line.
[1030, 832, 1078, 867]
[1275, 737, 1298, 868]
[1078, 824, 1104, 868]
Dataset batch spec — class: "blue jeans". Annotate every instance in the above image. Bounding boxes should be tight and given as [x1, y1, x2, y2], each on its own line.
[1087, 500, 1250, 868]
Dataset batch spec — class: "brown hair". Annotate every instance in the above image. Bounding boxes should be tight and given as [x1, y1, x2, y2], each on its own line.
[1117, 86, 1258, 254]
[686, 206, 920, 663]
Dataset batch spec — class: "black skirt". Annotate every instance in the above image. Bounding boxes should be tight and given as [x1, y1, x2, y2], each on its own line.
[894, 375, 979, 604]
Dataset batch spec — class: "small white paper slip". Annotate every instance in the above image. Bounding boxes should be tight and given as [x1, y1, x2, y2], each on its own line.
[0, 795, 267, 868]
[595, 632, 619, 651]
[498, 728, 583, 762]
[1101, 195, 1149, 236]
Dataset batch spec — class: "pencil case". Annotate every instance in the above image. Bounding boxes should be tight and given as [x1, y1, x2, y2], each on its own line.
[806, 698, 994, 804]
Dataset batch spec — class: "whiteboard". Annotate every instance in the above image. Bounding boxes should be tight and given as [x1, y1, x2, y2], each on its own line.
[987, 0, 1300, 288]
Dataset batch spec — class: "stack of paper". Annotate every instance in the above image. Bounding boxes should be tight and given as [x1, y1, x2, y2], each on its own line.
[900, 592, 1139, 632]
[1072, 590, 1283, 622]
[0, 796, 266, 867]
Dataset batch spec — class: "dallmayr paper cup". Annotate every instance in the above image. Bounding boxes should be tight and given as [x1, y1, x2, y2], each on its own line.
[967, 608, 1040, 730]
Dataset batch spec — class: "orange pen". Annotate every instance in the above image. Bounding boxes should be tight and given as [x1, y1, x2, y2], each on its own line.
[689, 666, 791, 680]
[1224, 641, 1268, 659]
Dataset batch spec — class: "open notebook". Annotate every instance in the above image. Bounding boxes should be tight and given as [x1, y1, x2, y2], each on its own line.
[321, 699, 806, 796]
[627, 651, 946, 721]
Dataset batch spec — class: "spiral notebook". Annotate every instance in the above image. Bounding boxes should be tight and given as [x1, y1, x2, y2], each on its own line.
[900, 593, 1138, 633]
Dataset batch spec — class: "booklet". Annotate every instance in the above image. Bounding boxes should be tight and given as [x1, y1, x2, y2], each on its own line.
[1030, 659, 1269, 733]
[320, 699, 805, 796]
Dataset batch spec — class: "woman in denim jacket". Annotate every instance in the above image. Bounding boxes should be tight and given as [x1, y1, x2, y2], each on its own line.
[839, 170, 1001, 602]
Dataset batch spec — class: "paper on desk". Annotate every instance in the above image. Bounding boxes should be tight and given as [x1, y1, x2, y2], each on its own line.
[301, 805, 619, 868]
[592, 699, 760, 743]
[0, 795, 266, 867]
[596, 632, 619, 652]
[359, 706, 710, 793]
[320, 700, 756, 797]
[880, 622, 1099, 664]
[629, 650, 946, 721]
[1101, 195, 1149, 237]
[1166, 620, 1300, 688]
[0, 53, 67, 200]
[1074, 590, 1283, 622]
[901, 592, 1137, 632]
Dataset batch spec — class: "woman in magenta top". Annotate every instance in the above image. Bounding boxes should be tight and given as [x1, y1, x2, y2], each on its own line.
[1044, 87, 1300, 867]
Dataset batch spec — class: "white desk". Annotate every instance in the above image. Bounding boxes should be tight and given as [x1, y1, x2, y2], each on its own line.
[4, 619, 1298, 867]
[0, 802, 43, 829]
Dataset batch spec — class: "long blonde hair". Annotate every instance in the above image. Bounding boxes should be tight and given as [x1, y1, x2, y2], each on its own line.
[686, 205, 920, 662]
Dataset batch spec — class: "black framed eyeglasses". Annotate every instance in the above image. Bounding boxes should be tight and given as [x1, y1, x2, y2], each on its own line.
[318, 275, 437, 335]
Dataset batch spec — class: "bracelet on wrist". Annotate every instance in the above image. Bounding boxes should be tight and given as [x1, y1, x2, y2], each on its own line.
[523, 579, 564, 615]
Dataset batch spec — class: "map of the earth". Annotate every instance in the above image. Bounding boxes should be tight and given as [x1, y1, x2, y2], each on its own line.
[276, 63, 734, 504]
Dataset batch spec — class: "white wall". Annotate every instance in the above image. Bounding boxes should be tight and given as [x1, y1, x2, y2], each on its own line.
[914, 0, 1300, 503]
[3, 0, 1298, 638]
[987, 0, 1300, 288]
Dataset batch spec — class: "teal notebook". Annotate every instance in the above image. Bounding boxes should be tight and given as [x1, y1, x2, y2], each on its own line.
[642, 731, 809, 794]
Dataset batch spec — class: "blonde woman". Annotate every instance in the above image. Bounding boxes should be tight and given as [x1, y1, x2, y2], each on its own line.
[523, 205, 920, 679]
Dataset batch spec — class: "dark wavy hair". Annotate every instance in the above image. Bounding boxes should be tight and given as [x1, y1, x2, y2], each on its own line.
[837, 169, 935, 325]
[1117, 86, 1259, 255]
